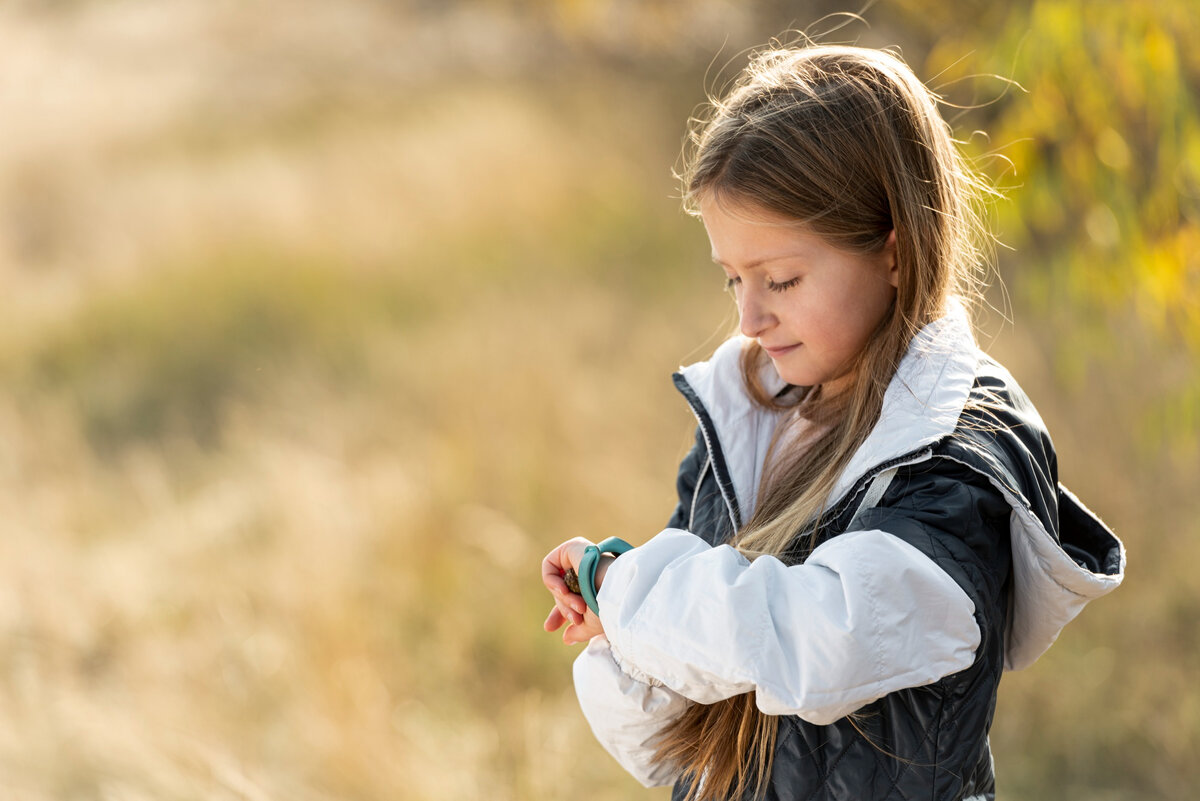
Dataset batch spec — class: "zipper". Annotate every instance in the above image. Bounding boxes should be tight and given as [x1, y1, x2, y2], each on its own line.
[673, 372, 742, 535]
[688, 453, 711, 531]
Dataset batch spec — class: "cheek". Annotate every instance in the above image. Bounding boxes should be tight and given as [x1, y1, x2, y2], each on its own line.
[815, 284, 893, 354]
[840, 266, 895, 318]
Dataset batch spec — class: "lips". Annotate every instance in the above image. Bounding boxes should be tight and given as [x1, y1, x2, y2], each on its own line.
[762, 343, 800, 358]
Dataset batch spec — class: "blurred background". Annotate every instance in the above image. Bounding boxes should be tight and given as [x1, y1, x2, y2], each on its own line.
[0, 0, 1195, 798]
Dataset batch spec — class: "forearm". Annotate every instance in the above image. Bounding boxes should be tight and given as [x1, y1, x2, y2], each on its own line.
[596, 528, 981, 724]
[573, 636, 690, 787]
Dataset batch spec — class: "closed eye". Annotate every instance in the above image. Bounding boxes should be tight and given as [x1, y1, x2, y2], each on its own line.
[767, 276, 801, 293]
[724, 276, 741, 292]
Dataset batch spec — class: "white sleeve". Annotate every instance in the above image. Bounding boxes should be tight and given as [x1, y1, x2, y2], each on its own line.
[596, 527, 980, 726]
[572, 635, 692, 787]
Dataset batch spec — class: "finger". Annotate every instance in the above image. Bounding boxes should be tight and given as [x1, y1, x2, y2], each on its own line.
[542, 551, 586, 620]
[555, 594, 583, 627]
[548, 584, 586, 625]
[563, 621, 601, 645]
[544, 606, 565, 632]
[566, 592, 586, 615]
[541, 552, 570, 595]
[542, 538, 593, 585]
[552, 580, 587, 618]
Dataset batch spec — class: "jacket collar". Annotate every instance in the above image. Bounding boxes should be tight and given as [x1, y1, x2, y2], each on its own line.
[673, 304, 979, 524]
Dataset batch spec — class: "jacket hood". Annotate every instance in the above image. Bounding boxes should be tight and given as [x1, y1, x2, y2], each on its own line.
[673, 305, 1126, 671]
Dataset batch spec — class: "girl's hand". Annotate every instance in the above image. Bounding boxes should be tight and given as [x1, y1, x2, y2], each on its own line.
[541, 538, 607, 644]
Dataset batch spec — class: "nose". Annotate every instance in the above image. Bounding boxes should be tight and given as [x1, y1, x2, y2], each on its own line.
[738, 285, 774, 339]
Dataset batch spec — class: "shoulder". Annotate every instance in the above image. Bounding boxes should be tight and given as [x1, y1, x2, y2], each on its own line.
[942, 354, 1060, 532]
[960, 354, 1053, 448]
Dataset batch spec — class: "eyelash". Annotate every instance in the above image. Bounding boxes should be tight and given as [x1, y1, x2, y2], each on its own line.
[724, 276, 801, 293]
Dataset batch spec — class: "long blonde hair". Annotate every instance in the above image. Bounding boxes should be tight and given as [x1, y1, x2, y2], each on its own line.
[654, 43, 994, 800]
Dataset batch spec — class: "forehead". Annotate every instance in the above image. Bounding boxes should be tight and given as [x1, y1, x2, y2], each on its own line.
[699, 196, 821, 266]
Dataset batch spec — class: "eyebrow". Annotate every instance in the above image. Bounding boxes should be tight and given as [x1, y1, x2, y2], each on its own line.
[711, 252, 807, 270]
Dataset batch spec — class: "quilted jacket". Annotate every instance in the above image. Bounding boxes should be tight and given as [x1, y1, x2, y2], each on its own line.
[572, 306, 1125, 800]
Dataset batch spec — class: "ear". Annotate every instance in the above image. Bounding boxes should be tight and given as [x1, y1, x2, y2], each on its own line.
[883, 230, 899, 288]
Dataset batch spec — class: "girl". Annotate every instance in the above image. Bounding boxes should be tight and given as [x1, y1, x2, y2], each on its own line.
[540, 44, 1124, 801]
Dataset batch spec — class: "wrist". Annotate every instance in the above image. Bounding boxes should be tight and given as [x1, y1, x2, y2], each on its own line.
[593, 553, 617, 593]
[578, 537, 634, 616]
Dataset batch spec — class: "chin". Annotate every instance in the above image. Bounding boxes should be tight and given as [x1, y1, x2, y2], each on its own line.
[772, 367, 818, 388]
[772, 361, 840, 391]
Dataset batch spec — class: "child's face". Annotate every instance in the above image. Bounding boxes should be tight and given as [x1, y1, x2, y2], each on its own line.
[700, 197, 898, 396]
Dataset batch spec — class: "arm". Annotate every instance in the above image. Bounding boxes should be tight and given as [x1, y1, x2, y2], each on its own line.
[596, 463, 1008, 725]
[544, 428, 709, 786]
[596, 527, 980, 725]
[542, 425, 710, 642]
[559, 455, 1005, 784]
[542, 541, 693, 786]
[572, 636, 692, 787]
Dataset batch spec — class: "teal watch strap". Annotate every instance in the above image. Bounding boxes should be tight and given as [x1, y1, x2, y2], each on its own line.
[579, 537, 634, 616]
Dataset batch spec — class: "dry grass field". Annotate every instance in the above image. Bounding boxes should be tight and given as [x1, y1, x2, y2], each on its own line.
[0, 2, 1194, 799]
